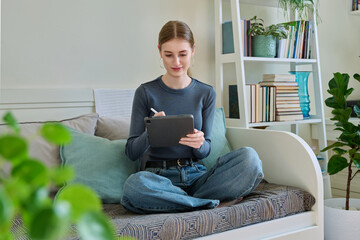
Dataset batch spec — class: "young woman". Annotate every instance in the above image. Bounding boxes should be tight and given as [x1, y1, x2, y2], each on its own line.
[122, 20, 263, 214]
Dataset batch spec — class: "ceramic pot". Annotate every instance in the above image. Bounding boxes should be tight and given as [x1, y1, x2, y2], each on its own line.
[251, 35, 276, 58]
[324, 198, 360, 240]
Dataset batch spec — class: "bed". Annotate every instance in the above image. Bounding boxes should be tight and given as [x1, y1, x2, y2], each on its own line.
[1, 88, 324, 239]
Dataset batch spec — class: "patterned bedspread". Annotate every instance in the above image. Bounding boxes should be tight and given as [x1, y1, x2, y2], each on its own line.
[11, 181, 315, 240]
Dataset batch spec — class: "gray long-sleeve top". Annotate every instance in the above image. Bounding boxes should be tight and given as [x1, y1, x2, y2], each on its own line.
[125, 76, 216, 162]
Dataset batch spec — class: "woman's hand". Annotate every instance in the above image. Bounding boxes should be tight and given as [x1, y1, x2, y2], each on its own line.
[154, 111, 166, 117]
[179, 129, 205, 149]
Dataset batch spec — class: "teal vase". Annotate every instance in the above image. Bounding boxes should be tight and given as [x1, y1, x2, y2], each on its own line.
[289, 71, 311, 118]
[252, 35, 276, 58]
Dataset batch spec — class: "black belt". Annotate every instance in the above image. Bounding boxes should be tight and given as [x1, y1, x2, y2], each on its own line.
[145, 158, 198, 169]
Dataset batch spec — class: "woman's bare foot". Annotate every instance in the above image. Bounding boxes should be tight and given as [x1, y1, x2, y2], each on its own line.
[217, 197, 243, 208]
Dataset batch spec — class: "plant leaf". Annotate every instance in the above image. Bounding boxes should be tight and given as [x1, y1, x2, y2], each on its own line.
[2, 112, 20, 134]
[332, 148, 347, 155]
[327, 155, 349, 175]
[353, 153, 360, 170]
[55, 184, 102, 222]
[11, 160, 48, 187]
[40, 123, 72, 146]
[321, 141, 346, 152]
[0, 135, 27, 161]
[0, 187, 14, 234]
[23, 187, 51, 214]
[50, 166, 75, 186]
[325, 97, 340, 109]
[354, 73, 360, 82]
[29, 202, 70, 240]
[78, 211, 116, 240]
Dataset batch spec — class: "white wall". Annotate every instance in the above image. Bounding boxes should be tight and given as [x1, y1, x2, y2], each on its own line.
[1, 0, 359, 143]
[1, 0, 215, 89]
[317, 0, 360, 116]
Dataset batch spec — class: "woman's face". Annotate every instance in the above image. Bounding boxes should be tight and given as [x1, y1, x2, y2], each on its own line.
[159, 38, 195, 79]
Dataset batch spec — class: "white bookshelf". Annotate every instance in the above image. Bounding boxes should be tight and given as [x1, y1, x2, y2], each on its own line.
[215, 0, 331, 198]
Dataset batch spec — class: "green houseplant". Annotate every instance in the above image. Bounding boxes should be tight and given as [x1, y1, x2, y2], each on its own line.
[248, 16, 289, 58]
[321, 72, 360, 240]
[0, 112, 116, 240]
[321, 72, 360, 210]
[278, 0, 320, 22]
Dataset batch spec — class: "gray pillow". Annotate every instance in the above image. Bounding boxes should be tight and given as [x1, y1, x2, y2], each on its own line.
[95, 116, 131, 140]
[0, 113, 99, 172]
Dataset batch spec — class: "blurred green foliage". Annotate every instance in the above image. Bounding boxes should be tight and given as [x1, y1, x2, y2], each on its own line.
[0, 112, 116, 240]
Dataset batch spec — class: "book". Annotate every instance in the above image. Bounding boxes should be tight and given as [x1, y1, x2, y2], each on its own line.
[222, 21, 234, 54]
[256, 84, 262, 123]
[276, 107, 302, 112]
[246, 85, 251, 120]
[276, 103, 301, 108]
[276, 100, 300, 104]
[251, 84, 256, 122]
[262, 74, 296, 81]
[269, 87, 275, 122]
[229, 85, 239, 118]
[260, 82, 298, 86]
[276, 114, 303, 121]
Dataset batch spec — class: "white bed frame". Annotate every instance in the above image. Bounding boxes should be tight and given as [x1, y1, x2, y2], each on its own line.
[0, 89, 324, 240]
[199, 127, 324, 239]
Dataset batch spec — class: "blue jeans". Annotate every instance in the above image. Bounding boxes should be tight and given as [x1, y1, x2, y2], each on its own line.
[121, 147, 264, 214]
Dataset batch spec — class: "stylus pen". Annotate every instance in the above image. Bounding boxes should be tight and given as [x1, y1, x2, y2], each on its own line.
[150, 108, 158, 114]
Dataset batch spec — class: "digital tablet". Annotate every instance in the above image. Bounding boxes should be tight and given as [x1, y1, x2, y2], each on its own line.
[144, 114, 194, 147]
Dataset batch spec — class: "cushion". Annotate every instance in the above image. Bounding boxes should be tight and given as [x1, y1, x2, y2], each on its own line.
[12, 181, 316, 240]
[95, 116, 131, 140]
[202, 107, 232, 169]
[0, 113, 99, 173]
[60, 129, 137, 203]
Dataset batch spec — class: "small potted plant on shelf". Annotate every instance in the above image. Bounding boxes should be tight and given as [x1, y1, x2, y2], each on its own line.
[248, 16, 289, 58]
[321, 72, 360, 240]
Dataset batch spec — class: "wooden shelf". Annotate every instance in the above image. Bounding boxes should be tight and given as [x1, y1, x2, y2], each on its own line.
[220, 54, 317, 64]
[226, 115, 322, 128]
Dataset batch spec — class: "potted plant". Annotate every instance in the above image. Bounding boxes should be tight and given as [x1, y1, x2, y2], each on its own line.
[321, 72, 360, 240]
[0, 112, 116, 240]
[277, 0, 320, 23]
[248, 16, 289, 58]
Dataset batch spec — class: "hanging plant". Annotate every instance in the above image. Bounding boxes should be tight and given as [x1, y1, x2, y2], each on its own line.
[278, 0, 320, 23]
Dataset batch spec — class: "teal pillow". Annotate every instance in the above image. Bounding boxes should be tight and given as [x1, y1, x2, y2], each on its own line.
[60, 129, 137, 203]
[202, 107, 232, 169]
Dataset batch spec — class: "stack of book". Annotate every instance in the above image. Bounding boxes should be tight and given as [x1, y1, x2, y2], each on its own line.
[243, 84, 275, 123]
[260, 74, 303, 121]
[277, 20, 314, 59]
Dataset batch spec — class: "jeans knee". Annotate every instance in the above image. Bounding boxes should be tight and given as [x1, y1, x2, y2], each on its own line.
[123, 172, 151, 196]
[237, 147, 263, 175]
